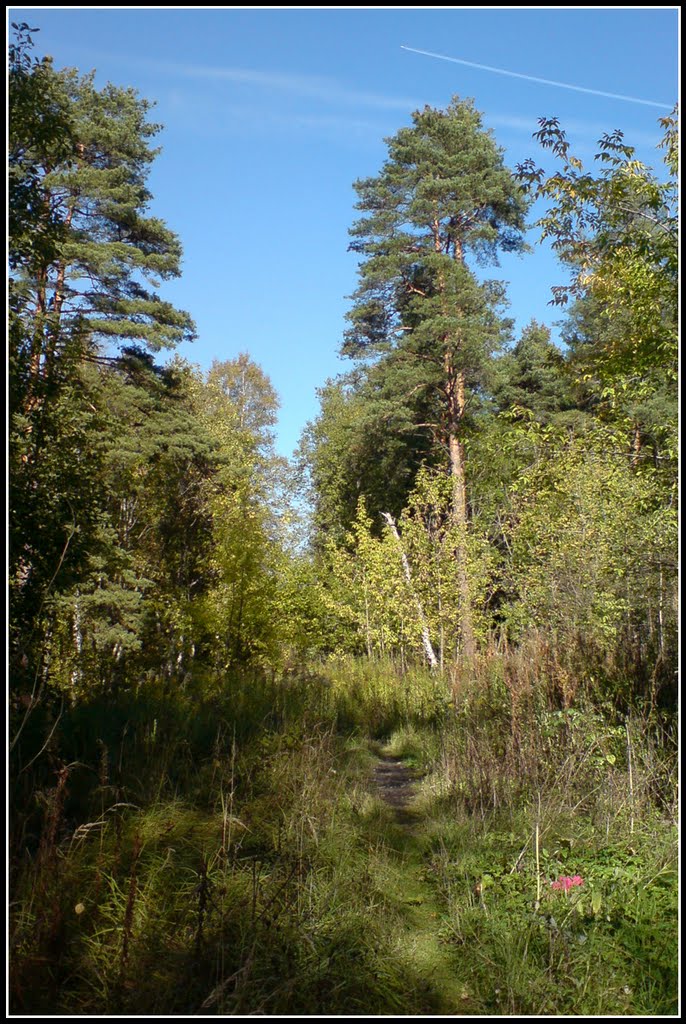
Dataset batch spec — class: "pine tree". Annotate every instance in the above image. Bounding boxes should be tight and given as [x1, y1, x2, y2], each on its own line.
[491, 319, 577, 424]
[11, 54, 195, 415]
[343, 97, 528, 656]
[9, 28, 197, 701]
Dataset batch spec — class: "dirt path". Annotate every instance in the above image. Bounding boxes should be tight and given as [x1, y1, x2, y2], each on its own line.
[373, 753, 422, 825]
[370, 747, 476, 1014]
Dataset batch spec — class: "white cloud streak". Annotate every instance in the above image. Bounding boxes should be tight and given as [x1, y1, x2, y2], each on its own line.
[401, 46, 673, 110]
[116, 54, 424, 112]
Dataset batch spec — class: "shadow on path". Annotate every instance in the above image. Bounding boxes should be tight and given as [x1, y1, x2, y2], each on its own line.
[373, 753, 423, 826]
[367, 747, 479, 1015]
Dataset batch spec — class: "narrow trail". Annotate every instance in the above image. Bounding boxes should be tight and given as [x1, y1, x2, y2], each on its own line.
[370, 747, 476, 1015]
[373, 753, 422, 826]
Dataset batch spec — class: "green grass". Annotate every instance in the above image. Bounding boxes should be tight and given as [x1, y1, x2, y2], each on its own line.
[9, 658, 679, 1015]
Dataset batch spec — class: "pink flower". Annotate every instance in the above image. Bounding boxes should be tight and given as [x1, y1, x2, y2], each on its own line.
[551, 874, 584, 891]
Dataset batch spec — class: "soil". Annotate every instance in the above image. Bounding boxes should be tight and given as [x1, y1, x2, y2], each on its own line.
[373, 754, 422, 825]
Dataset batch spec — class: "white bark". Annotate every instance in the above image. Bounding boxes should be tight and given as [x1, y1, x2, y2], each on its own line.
[381, 512, 439, 670]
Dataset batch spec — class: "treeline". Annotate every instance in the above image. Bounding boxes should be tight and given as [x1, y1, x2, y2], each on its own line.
[10, 25, 678, 721]
[10, 28, 678, 728]
[9, 27, 299, 727]
[299, 102, 678, 702]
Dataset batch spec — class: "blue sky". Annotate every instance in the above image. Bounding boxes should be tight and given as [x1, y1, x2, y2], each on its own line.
[10, 7, 679, 457]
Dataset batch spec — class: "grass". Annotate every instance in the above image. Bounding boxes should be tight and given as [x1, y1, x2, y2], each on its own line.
[9, 654, 679, 1015]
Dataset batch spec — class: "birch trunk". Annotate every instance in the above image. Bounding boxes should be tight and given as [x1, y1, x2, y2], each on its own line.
[381, 512, 439, 670]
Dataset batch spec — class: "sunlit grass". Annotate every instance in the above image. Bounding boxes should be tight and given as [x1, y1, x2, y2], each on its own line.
[10, 657, 678, 1014]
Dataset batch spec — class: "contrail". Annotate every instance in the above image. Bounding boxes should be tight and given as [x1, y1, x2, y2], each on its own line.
[401, 46, 672, 110]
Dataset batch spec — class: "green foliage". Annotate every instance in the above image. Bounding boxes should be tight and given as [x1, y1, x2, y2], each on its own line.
[9, 338, 114, 694]
[400, 470, 498, 654]
[299, 372, 437, 545]
[314, 475, 497, 666]
[9, 24, 74, 276]
[490, 319, 578, 424]
[317, 500, 406, 659]
[9, 31, 291, 703]
[10, 661, 677, 1015]
[9, 27, 202, 713]
[494, 420, 677, 691]
[9, 35, 679, 1019]
[191, 356, 288, 670]
[427, 820, 677, 1015]
[517, 113, 678, 386]
[415, 677, 677, 1015]
[12, 59, 196, 360]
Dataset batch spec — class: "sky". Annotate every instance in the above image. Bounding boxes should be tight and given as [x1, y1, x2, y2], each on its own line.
[9, 7, 679, 457]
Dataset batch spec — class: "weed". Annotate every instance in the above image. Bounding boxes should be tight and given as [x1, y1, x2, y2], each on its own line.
[9, 658, 678, 1015]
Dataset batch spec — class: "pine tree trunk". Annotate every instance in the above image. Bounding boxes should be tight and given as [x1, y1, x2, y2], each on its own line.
[439, 230, 477, 660]
[448, 432, 476, 659]
[631, 421, 642, 468]
[445, 359, 476, 659]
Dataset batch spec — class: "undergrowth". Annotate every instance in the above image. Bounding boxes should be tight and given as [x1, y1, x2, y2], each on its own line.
[9, 653, 679, 1014]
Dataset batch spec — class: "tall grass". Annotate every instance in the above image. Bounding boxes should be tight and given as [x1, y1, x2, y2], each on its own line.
[9, 649, 678, 1014]
[386, 643, 678, 1016]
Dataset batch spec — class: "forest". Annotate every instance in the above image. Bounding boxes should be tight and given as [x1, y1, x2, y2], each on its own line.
[9, 23, 678, 1016]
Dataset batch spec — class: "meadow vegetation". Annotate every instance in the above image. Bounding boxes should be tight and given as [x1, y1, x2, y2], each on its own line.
[10, 653, 678, 1015]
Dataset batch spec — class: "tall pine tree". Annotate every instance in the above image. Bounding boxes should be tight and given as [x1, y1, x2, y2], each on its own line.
[11, 54, 195, 417]
[9, 28, 196, 704]
[343, 97, 528, 656]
